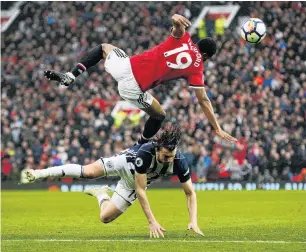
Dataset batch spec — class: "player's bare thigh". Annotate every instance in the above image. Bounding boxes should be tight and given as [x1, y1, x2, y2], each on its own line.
[83, 160, 106, 178]
[102, 43, 118, 58]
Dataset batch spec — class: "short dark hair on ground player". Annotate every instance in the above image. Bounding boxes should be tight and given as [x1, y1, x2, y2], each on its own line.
[196, 37, 217, 57]
[153, 124, 182, 151]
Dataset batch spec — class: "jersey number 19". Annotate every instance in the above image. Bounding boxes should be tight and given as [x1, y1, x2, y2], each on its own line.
[164, 44, 192, 70]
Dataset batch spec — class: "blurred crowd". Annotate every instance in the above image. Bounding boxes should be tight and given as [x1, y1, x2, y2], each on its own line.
[2, 2, 306, 183]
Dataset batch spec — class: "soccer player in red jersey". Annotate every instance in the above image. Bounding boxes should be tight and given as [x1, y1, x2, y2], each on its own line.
[45, 14, 237, 143]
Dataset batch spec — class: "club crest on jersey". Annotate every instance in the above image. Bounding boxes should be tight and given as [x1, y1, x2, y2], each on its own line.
[135, 157, 143, 167]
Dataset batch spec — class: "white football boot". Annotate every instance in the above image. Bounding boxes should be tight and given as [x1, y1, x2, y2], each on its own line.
[20, 169, 38, 184]
[84, 186, 112, 198]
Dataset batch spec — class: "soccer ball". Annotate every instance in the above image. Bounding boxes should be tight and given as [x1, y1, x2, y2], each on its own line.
[240, 18, 266, 44]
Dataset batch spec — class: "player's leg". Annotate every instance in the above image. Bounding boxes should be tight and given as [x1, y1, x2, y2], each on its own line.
[44, 43, 118, 86]
[21, 159, 106, 183]
[70, 43, 117, 78]
[85, 184, 136, 224]
[138, 96, 166, 144]
[24, 153, 128, 183]
[99, 199, 124, 223]
[84, 186, 123, 223]
[84, 158, 137, 223]
[117, 75, 166, 145]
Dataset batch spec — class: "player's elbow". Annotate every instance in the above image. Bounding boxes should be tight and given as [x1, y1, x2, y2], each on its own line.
[136, 187, 146, 198]
[198, 98, 210, 107]
[136, 188, 144, 196]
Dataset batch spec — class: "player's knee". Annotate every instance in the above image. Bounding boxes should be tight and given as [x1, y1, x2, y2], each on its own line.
[156, 111, 166, 121]
[101, 43, 115, 55]
[101, 43, 107, 51]
[100, 213, 112, 224]
[84, 171, 95, 179]
[83, 165, 96, 179]
[83, 161, 105, 178]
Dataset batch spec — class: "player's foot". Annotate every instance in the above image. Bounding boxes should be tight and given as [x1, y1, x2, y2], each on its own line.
[20, 169, 38, 184]
[84, 186, 112, 198]
[44, 70, 75, 86]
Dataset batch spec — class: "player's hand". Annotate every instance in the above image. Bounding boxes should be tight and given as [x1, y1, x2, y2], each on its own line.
[172, 14, 191, 28]
[149, 221, 166, 238]
[215, 129, 238, 143]
[187, 222, 204, 236]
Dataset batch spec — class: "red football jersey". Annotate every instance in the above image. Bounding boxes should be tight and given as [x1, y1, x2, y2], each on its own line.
[130, 32, 204, 92]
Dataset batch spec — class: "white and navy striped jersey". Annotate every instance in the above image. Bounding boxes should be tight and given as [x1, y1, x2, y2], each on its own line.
[121, 143, 190, 185]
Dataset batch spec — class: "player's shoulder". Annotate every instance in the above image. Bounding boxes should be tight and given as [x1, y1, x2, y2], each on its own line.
[137, 142, 155, 156]
[182, 31, 191, 40]
[135, 143, 155, 172]
[174, 151, 188, 167]
[174, 151, 186, 160]
[173, 151, 189, 174]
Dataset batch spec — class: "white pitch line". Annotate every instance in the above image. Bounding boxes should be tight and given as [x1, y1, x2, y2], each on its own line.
[2, 239, 306, 244]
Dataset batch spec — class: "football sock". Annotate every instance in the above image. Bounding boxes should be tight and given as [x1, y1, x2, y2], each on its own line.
[138, 135, 150, 144]
[97, 195, 110, 208]
[70, 44, 104, 78]
[35, 164, 83, 179]
[139, 116, 165, 144]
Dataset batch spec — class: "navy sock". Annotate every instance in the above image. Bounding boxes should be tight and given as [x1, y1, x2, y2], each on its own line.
[139, 116, 165, 144]
[71, 44, 103, 77]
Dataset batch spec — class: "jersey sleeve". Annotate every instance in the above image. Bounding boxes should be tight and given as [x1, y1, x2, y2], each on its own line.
[188, 71, 204, 88]
[173, 153, 191, 183]
[135, 146, 153, 174]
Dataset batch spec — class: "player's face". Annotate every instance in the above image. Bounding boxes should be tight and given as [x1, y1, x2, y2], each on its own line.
[156, 147, 177, 164]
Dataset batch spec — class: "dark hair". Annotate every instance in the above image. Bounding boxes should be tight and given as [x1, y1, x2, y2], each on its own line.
[153, 124, 182, 151]
[196, 37, 217, 58]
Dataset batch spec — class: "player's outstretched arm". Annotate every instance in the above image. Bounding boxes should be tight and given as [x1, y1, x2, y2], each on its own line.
[194, 87, 238, 143]
[135, 172, 166, 238]
[181, 179, 204, 236]
[171, 14, 191, 38]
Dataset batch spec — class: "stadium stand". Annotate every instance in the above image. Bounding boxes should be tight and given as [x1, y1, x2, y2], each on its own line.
[1, 2, 306, 183]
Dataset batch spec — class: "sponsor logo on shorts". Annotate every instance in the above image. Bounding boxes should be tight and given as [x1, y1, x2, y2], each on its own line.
[106, 160, 114, 169]
[135, 157, 143, 167]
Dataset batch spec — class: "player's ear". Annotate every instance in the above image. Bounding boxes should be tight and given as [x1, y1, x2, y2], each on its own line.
[202, 53, 209, 62]
[152, 141, 159, 150]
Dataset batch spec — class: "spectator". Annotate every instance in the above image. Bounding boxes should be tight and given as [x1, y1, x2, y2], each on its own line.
[226, 158, 243, 181]
[1, 2, 305, 183]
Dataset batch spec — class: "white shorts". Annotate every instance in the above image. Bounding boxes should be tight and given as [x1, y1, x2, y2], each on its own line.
[99, 154, 137, 212]
[104, 48, 154, 109]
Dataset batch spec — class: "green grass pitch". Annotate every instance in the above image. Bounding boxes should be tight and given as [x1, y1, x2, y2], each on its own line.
[2, 190, 306, 252]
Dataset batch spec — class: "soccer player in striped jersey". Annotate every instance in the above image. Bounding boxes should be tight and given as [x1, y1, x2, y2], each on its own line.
[21, 125, 204, 238]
